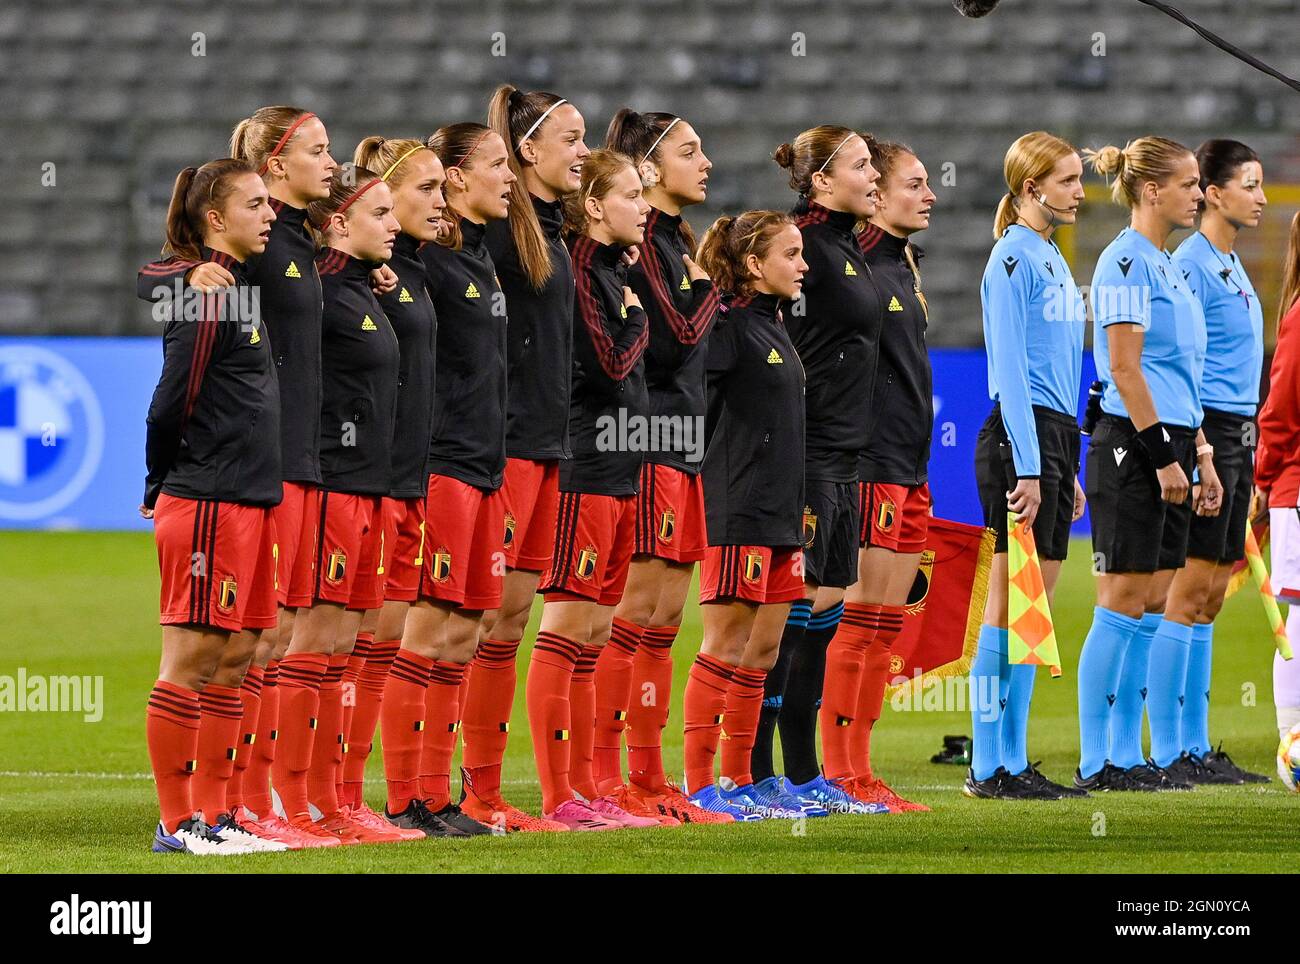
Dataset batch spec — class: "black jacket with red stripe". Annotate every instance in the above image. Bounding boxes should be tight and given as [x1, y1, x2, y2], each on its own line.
[316, 247, 400, 496]
[626, 206, 720, 476]
[562, 235, 649, 497]
[420, 218, 508, 491]
[856, 225, 932, 486]
[379, 232, 437, 499]
[485, 195, 574, 462]
[786, 196, 884, 483]
[702, 291, 805, 547]
[144, 247, 282, 509]
[138, 199, 323, 485]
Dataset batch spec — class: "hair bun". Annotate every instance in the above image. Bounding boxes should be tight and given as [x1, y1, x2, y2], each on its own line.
[772, 142, 795, 169]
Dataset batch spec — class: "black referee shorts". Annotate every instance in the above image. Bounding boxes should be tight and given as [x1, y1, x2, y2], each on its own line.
[1186, 407, 1256, 564]
[801, 478, 859, 589]
[974, 404, 1079, 561]
[1087, 414, 1197, 574]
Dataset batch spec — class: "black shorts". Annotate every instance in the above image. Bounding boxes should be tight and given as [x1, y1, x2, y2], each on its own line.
[801, 479, 859, 589]
[1186, 407, 1255, 564]
[974, 404, 1080, 561]
[1087, 414, 1197, 574]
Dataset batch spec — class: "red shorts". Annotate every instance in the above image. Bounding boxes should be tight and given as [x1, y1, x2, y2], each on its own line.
[419, 473, 505, 610]
[699, 545, 806, 605]
[541, 491, 636, 607]
[309, 492, 382, 609]
[633, 463, 707, 563]
[274, 482, 320, 608]
[859, 482, 931, 553]
[155, 494, 277, 633]
[380, 496, 426, 603]
[499, 458, 561, 571]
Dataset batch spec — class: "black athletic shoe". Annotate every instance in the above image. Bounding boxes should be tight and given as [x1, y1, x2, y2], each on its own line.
[962, 767, 1007, 798]
[1203, 743, 1270, 784]
[1012, 762, 1089, 798]
[1075, 762, 1151, 792]
[1166, 750, 1240, 786]
[932, 735, 972, 766]
[428, 801, 494, 836]
[384, 800, 470, 838]
[1135, 759, 1194, 791]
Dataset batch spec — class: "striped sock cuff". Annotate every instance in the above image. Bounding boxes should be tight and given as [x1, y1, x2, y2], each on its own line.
[640, 625, 679, 652]
[875, 605, 906, 643]
[731, 666, 767, 695]
[786, 598, 813, 629]
[608, 618, 643, 655]
[693, 653, 738, 685]
[534, 631, 583, 665]
[276, 652, 328, 690]
[390, 650, 434, 687]
[199, 684, 244, 720]
[262, 660, 279, 688]
[807, 601, 845, 632]
[473, 638, 521, 668]
[573, 645, 601, 681]
[429, 660, 467, 687]
[240, 666, 265, 697]
[148, 680, 201, 728]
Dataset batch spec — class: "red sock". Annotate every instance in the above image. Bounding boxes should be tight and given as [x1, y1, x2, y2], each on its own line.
[419, 660, 466, 812]
[850, 604, 905, 781]
[461, 637, 522, 802]
[307, 653, 348, 815]
[626, 624, 677, 791]
[593, 619, 642, 795]
[819, 603, 880, 780]
[381, 648, 433, 814]
[720, 666, 767, 788]
[242, 660, 278, 818]
[146, 680, 201, 834]
[526, 631, 582, 814]
[271, 652, 328, 821]
[226, 666, 263, 814]
[190, 684, 243, 823]
[682, 654, 736, 794]
[343, 636, 398, 810]
[337, 633, 372, 807]
[570, 646, 601, 800]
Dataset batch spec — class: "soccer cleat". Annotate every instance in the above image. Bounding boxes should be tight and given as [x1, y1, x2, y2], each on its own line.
[242, 811, 328, 849]
[348, 803, 426, 841]
[427, 801, 495, 836]
[543, 798, 624, 831]
[333, 806, 418, 843]
[286, 814, 347, 846]
[590, 794, 663, 828]
[307, 810, 365, 845]
[1140, 758, 1194, 791]
[752, 776, 829, 817]
[719, 778, 801, 819]
[383, 799, 471, 839]
[1074, 762, 1154, 792]
[154, 816, 238, 855]
[931, 735, 972, 765]
[962, 767, 1013, 799]
[603, 784, 681, 826]
[210, 812, 289, 852]
[459, 769, 569, 832]
[849, 776, 931, 812]
[685, 784, 764, 821]
[1203, 743, 1270, 784]
[625, 778, 735, 824]
[1165, 751, 1239, 786]
[785, 775, 889, 814]
[1011, 762, 1089, 798]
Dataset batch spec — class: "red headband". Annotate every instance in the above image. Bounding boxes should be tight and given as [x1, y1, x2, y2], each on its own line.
[450, 129, 492, 170]
[333, 177, 385, 219]
[259, 112, 317, 175]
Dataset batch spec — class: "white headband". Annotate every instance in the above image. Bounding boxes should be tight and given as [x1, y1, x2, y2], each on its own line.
[517, 98, 568, 150]
[816, 133, 856, 174]
[639, 116, 682, 166]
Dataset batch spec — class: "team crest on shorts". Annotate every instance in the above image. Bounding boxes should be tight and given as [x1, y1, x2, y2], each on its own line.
[658, 508, 675, 543]
[576, 545, 599, 580]
[905, 549, 935, 614]
[503, 512, 516, 547]
[217, 577, 238, 612]
[888, 654, 905, 675]
[802, 506, 818, 547]
[325, 549, 347, 584]
[876, 499, 897, 532]
[742, 551, 763, 584]
[431, 548, 452, 582]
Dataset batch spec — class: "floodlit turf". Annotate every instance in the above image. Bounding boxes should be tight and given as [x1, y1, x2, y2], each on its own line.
[0, 531, 1293, 873]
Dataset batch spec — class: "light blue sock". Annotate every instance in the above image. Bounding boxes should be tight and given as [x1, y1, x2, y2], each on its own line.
[1077, 606, 1142, 778]
[969, 624, 1010, 780]
[1147, 618, 1194, 767]
[1108, 611, 1161, 769]
[1182, 622, 1214, 756]
[1001, 663, 1036, 775]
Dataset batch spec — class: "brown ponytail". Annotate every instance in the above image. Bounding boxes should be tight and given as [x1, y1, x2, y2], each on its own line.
[353, 135, 429, 188]
[230, 106, 315, 174]
[1279, 212, 1300, 334]
[162, 158, 256, 261]
[307, 164, 384, 240]
[696, 210, 795, 298]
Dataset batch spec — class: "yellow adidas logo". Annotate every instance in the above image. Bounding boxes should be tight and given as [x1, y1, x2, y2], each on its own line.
[844, 261, 857, 277]
[398, 287, 414, 303]
[679, 274, 691, 291]
[465, 283, 480, 299]
[284, 261, 301, 279]
[888, 296, 903, 311]
[767, 348, 783, 364]
[619, 304, 628, 318]
[361, 314, 377, 331]
[249, 325, 261, 345]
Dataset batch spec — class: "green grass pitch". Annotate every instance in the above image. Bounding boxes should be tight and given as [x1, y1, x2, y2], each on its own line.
[0, 530, 1293, 873]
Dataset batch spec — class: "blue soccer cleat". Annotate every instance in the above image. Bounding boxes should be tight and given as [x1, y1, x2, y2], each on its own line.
[687, 784, 765, 821]
[785, 775, 890, 815]
[753, 775, 829, 817]
[718, 777, 802, 819]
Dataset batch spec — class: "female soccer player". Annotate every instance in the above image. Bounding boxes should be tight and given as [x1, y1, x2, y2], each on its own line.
[1258, 213, 1300, 751]
[344, 136, 451, 834]
[1075, 136, 1222, 792]
[768, 126, 882, 808]
[602, 110, 720, 809]
[143, 158, 283, 854]
[1161, 139, 1271, 784]
[455, 86, 587, 832]
[968, 132, 1088, 801]
[680, 210, 817, 819]
[526, 148, 661, 830]
[378, 123, 514, 838]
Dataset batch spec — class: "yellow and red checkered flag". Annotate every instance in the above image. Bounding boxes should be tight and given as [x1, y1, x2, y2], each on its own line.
[1243, 526, 1293, 660]
[1007, 512, 1062, 678]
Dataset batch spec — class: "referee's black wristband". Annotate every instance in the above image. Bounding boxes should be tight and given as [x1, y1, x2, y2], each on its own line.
[1135, 422, 1178, 469]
